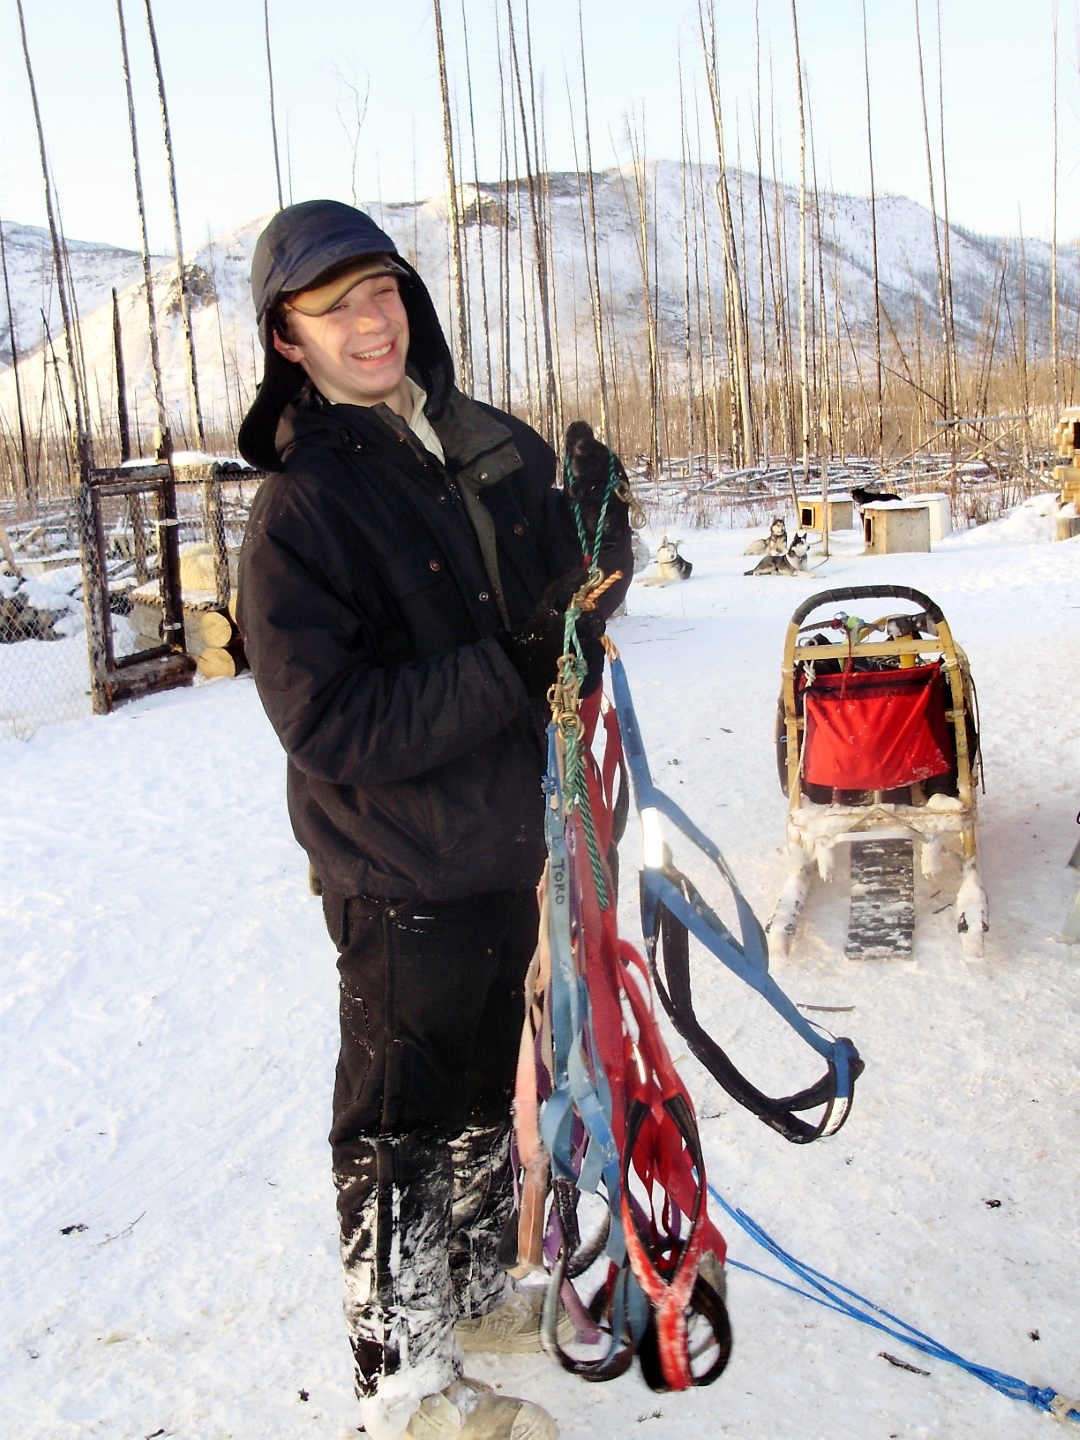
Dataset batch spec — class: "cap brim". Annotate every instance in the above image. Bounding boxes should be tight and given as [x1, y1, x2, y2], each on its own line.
[285, 258, 411, 317]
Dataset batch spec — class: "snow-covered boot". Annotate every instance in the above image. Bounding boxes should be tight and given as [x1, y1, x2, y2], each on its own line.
[455, 1286, 575, 1355]
[404, 1377, 558, 1439]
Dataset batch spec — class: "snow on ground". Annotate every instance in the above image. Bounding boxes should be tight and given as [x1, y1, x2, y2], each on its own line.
[2, 500, 1078, 1440]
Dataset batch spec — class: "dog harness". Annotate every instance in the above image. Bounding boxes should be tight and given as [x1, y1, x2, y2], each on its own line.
[509, 547, 863, 1393]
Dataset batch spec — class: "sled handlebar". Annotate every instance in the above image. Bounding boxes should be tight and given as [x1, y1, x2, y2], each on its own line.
[788, 584, 947, 630]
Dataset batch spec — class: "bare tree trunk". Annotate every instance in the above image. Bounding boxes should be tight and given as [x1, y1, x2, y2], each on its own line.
[204, 227, 237, 437]
[913, 0, 953, 430]
[862, 0, 884, 465]
[805, 79, 830, 556]
[0, 216, 34, 500]
[263, 0, 284, 209]
[432, 0, 472, 391]
[679, 66, 697, 472]
[790, 0, 811, 517]
[1051, 0, 1061, 412]
[935, 0, 959, 436]
[495, 36, 513, 411]
[15, 0, 90, 465]
[115, 0, 170, 454]
[754, 0, 771, 463]
[506, 0, 556, 438]
[112, 289, 131, 461]
[143, 0, 204, 449]
[625, 126, 661, 474]
[697, 127, 722, 468]
[767, 66, 796, 461]
[577, 0, 609, 433]
[699, 1, 753, 468]
[460, 0, 493, 403]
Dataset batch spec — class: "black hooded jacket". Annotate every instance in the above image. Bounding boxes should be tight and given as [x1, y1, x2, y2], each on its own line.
[237, 248, 589, 900]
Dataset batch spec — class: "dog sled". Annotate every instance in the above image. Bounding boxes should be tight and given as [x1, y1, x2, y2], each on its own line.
[769, 584, 987, 960]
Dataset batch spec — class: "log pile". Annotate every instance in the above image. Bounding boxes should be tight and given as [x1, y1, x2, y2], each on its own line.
[128, 543, 247, 679]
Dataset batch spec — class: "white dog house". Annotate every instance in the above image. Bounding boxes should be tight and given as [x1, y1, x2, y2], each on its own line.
[909, 493, 952, 541]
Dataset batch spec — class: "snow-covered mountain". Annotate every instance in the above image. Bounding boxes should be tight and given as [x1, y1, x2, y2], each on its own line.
[0, 219, 163, 371]
[1, 162, 1076, 449]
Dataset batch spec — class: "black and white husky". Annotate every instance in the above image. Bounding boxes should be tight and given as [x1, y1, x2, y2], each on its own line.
[640, 535, 693, 585]
[745, 532, 810, 576]
[744, 516, 789, 556]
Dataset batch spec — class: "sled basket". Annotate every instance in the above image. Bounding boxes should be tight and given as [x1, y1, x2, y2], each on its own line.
[770, 583, 988, 957]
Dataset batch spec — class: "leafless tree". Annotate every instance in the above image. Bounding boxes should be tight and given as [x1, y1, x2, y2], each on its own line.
[143, 0, 204, 449]
[15, 0, 89, 465]
[0, 217, 34, 499]
[862, 0, 884, 464]
[115, 0, 169, 454]
[263, 0, 284, 209]
[432, 0, 472, 390]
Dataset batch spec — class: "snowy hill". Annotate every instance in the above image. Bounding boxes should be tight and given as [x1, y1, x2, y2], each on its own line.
[1, 162, 1077, 448]
[0, 219, 163, 370]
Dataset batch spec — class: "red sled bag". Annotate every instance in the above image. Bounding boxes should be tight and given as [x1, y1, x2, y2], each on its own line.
[802, 661, 954, 792]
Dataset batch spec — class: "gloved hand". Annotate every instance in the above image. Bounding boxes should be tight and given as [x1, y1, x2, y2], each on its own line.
[496, 569, 605, 700]
[563, 420, 634, 620]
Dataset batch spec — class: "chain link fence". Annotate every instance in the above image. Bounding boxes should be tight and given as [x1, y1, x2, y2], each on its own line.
[0, 462, 262, 742]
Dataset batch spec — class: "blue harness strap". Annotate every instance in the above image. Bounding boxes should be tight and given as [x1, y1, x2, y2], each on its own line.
[609, 654, 863, 1143]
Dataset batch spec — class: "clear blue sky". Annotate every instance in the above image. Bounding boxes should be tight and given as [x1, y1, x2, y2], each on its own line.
[0, 0, 1075, 256]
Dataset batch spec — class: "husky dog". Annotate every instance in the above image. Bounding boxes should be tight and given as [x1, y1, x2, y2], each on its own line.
[745, 532, 810, 576]
[851, 484, 902, 510]
[744, 515, 789, 556]
[640, 535, 693, 585]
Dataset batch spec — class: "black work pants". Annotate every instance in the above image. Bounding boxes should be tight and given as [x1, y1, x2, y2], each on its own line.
[320, 887, 538, 1425]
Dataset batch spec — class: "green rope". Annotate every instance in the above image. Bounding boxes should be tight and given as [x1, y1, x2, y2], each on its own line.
[559, 441, 620, 909]
[564, 451, 619, 570]
[560, 604, 609, 909]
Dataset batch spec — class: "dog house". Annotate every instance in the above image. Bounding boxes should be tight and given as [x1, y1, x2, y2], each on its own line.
[909, 493, 952, 541]
[1053, 407, 1080, 510]
[862, 502, 931, 555]
[797, 496, 854, 533]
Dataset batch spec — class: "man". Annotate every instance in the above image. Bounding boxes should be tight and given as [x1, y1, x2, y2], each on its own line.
[236, 199, 630, 1440]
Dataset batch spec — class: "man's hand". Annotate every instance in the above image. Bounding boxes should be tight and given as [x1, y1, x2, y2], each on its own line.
[496, 569, 605, 700]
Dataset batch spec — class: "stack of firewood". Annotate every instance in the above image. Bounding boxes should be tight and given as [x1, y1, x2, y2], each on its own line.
[128, 543, 247, 678]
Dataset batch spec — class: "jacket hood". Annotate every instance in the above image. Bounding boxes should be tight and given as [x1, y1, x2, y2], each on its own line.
[237, 200, 454, 471]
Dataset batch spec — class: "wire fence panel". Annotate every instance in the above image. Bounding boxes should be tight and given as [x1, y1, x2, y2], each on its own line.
[0, 462, 263, 742]
[0, 503, 93, 740]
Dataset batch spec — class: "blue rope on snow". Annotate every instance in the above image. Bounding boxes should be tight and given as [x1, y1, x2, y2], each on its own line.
[708, 1183, 1080, 1426]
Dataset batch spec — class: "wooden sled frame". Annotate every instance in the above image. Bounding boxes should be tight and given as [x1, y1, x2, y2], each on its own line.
[772, 583, 987, 958]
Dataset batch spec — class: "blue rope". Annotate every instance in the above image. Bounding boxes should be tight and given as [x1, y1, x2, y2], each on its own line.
[708, 1182, 1080, 1425]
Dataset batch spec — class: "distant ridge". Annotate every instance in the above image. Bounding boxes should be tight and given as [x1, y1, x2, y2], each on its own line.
[1, 162, 1076, 445]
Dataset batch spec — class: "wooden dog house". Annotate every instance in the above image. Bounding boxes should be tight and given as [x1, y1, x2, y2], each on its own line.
[862, 502, 931, 555]
[796, 496, 854, 533]
[1053, 407, 1080, 515]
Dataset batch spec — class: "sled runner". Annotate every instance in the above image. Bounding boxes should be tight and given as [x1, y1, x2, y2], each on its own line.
[770, 584, 986, 959]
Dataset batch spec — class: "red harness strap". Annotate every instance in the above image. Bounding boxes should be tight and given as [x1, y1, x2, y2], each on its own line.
[570, 778, 728, 1391]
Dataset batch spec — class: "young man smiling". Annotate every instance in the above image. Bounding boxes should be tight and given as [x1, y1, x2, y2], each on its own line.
[272, 258, 413, 411]
[236, 201, 630, 1439]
